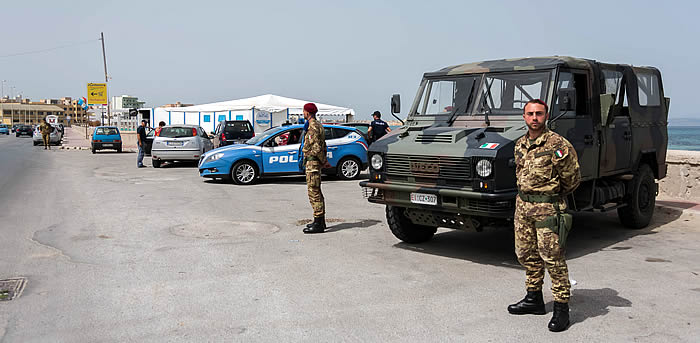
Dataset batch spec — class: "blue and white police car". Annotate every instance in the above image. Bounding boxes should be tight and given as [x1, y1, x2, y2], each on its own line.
[198, 124, 369, 184]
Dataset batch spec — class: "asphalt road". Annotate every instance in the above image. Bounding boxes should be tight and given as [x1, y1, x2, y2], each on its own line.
[1, 134, 699, 342]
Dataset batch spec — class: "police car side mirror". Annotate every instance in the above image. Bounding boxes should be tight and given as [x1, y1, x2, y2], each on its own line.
[557, 88, 576, 112]
[391, 94, 401, 114]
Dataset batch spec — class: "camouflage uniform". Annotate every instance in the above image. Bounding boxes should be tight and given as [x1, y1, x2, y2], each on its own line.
[302, 118, 327, 218]
[39, 122, 52, 149]
[514, 128, 581, 303]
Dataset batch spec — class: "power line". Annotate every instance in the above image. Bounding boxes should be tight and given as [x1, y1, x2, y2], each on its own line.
[0, 39, 100, 58]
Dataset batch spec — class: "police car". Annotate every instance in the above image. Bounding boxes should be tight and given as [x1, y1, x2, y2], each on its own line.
[198, 124, 369, 184]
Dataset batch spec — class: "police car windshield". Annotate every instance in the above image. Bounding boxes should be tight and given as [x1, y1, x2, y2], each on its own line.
[245, 128, 277, 145]
[473, 71, 551, 116]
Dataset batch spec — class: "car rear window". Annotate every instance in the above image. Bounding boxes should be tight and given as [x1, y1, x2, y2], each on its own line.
[160, 127, 196, 138]
[96, 127, 119, 135]
[224, 122, 252, 133]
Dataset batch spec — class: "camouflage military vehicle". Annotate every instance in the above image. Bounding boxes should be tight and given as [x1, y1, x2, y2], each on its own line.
[360, 56, 669, 243]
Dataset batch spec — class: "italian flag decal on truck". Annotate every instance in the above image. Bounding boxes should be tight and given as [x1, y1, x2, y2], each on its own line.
[479, 143, 499, 149]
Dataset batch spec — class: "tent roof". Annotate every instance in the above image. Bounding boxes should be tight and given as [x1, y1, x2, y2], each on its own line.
[159, 94, 354, 116]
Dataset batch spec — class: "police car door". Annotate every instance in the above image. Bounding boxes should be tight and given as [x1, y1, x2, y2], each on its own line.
[262, 128, 302, 174]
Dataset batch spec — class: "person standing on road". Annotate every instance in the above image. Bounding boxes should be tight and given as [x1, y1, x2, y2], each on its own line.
[39, 118, 52, 150]
[367, 111, 391, 144]
[301, 103, 329, 234]
[155, 121, 166, 136]
[136, 120, 147, 168]
[508, 99, 581, 332]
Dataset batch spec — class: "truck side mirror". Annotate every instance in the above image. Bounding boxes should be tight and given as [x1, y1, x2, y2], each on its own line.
[391, 94, 401, 114]
[557, 88, 576, 112]
[599, 93, 615, 126]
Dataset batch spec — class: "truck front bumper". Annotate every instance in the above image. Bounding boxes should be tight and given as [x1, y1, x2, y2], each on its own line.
[359, 181, 517, 218]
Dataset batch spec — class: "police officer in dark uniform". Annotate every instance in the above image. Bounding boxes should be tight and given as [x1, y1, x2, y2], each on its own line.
[367, 111, 391, 144]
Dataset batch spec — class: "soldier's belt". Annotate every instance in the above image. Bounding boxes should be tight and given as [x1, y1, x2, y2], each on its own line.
[305, 156, 320, 162]
[518, 191, 560, 203]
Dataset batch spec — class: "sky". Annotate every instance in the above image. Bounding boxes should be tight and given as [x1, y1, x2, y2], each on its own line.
[1, 0, 698, 123]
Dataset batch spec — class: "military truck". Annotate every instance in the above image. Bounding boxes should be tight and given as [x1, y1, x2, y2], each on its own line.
[360, 56, 669, 243]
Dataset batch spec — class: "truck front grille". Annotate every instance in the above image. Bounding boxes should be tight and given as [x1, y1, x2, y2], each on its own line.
[385, 154, 471, 180]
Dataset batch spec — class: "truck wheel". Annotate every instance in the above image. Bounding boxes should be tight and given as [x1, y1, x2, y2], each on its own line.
[231, 160, 258, 185]
[337, 157, 361, 180]
[386, 205, 437, 243]
[617, 164, 656, 229]
[152, 159, 161, 168]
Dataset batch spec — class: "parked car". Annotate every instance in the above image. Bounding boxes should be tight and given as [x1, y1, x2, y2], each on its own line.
[151, 125, 214, 168]
[0, 124, 9, 135]
[11, 124, 21, 133]
[15, 125, 33, 137]
[91, 126, 122, 153]
[212, 120, 255, 148]
[198, 124, 368, 185]
[32, 125, 62, 145]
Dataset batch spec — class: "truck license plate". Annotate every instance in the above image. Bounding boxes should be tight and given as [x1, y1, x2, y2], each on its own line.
[410, 192, 437, 205]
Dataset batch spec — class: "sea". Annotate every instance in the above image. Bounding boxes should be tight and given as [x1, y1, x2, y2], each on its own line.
[669, 126, 700, 151]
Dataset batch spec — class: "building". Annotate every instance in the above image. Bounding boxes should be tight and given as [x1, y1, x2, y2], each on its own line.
[39, 97, 89, 125]
[0, 103, 65, 126]
[111, 95, 145, 111]
[162, 101, 193, 108]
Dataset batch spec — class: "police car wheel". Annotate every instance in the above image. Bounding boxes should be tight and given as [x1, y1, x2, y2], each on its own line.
[337, 157, 361, 180]
[386, 205, 437, 243]
[231, 161, 257, 185]
[617, 164, 655, 229]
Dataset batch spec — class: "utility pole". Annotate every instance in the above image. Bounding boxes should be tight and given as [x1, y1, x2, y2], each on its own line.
[100, 32, 110, 125]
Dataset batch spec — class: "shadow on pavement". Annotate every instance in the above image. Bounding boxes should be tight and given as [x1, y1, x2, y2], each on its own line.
[326, 219, 382, 233]
[567, 288, 632, 325]
[157, 161, 199, 169]
[393, 204, 684, 268]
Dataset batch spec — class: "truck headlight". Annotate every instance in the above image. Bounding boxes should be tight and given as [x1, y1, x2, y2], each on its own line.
[371, 154, 383, 170]
[476, 159, 492, 178]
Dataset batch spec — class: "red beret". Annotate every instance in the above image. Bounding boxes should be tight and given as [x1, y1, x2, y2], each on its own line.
[303, 103, 318, 114]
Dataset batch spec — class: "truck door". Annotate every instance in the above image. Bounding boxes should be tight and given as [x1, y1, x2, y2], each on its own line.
[552, 70, 598, 180]
[599, 67, 632, 176]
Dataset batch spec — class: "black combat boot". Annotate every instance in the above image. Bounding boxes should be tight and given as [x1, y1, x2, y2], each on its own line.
[507, 290, 546, 315]
[548, 301, 570, 332]
[303, 216, 325, 234]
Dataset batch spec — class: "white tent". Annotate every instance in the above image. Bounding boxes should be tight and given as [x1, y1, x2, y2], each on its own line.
[148, 94, 355, 133]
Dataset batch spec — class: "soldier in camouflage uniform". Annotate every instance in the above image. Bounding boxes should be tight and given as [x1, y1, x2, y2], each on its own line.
[301, 103, 329, 234]
[39, 118, 52, 150]
[508, 99, 581, 332]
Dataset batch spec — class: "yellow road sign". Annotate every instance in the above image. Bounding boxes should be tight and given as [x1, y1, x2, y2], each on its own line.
[87, 83, 107, 105]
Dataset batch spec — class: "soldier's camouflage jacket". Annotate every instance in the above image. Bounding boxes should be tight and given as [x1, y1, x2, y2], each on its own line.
[515, 128, 581, 216]
[302, 118, 327, 165]
[39, 122, 52, 135]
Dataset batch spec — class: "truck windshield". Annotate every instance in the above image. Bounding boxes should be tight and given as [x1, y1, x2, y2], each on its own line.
[473, 71, 551, 115]
[413, 76, 481, 116]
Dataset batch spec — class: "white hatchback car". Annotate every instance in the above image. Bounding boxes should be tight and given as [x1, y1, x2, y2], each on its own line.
[32, 125, 62, 146]
[151, 125, 214, 168]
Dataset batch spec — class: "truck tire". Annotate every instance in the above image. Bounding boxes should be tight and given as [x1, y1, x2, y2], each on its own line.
[386, 205, 437, 243]
[617, 164, 656, 229]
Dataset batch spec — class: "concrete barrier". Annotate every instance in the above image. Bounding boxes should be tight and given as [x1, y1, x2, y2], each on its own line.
[660, 150, 700, 201]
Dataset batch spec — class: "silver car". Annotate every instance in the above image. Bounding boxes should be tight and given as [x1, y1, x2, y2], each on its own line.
[32, 125, 62, 146]
[151, 125, 214, 168]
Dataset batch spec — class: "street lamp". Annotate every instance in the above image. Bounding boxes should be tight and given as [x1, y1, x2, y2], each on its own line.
[1, 80, 6, 99]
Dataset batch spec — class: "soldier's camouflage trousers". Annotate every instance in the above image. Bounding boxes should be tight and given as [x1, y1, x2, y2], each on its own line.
[42, 134, 50, 148]
[306, 160, 325, 218]
[514, 197, 570, 303]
